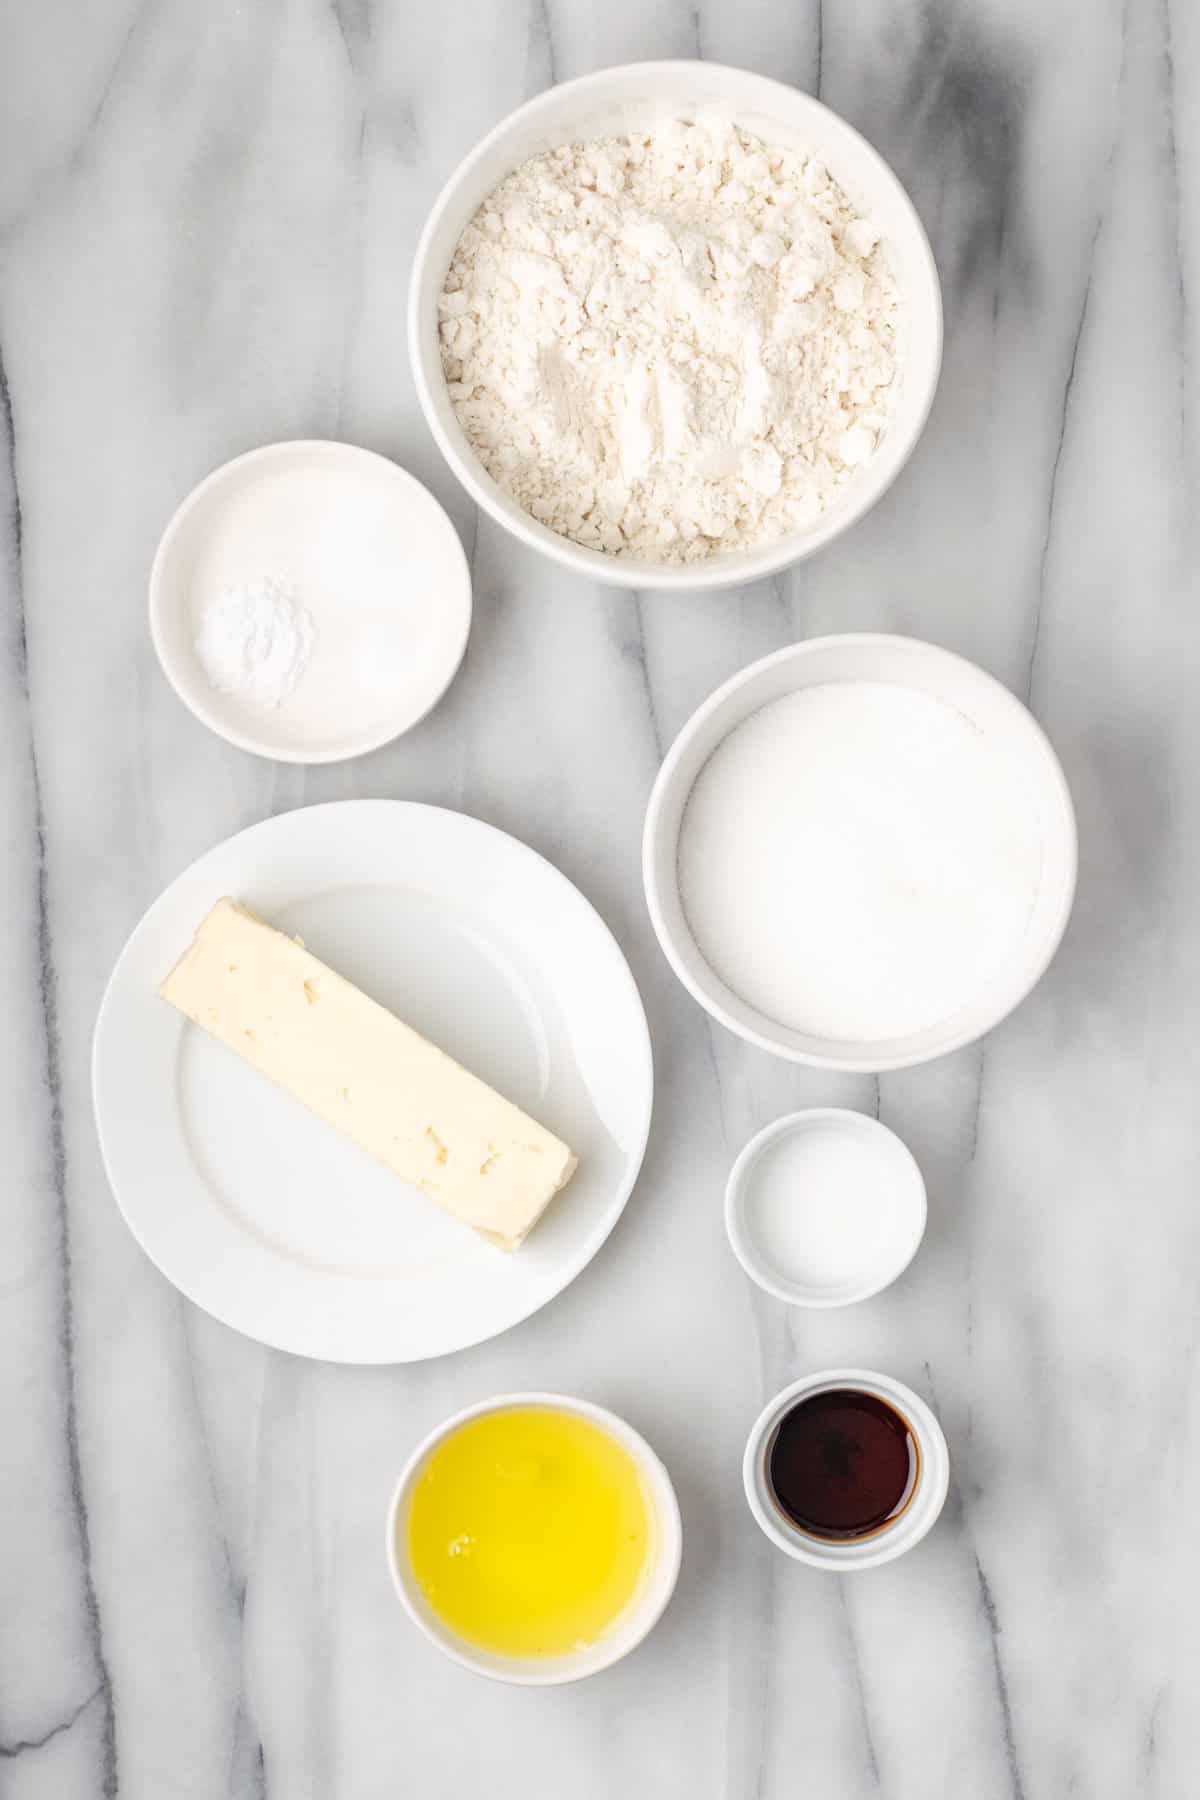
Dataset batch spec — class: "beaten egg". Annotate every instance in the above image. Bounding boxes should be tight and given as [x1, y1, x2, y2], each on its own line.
[405, 1405, 655, 1659]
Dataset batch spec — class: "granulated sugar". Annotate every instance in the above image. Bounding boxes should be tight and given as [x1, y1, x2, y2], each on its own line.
[677, 683, 1045, 1042]
[440, 120, 900, 563]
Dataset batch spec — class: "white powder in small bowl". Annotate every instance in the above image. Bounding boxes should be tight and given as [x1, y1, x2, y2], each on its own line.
[195, 577, 316, 709]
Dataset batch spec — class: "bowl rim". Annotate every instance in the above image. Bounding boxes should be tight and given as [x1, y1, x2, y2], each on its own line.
[642, 632, 1080, 1071]
[148, 439, 472, 764]
[724, 1107, 928, 1307]
[407, 59, 943, 592]
[385, 1390, 683, 1685]
[742, 1369, 950, 1569]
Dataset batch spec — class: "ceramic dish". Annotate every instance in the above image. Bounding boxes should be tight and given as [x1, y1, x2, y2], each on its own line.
[386, 1393, 682, 1684]
[726, 1109, 926, 1307]
[409, 61, 942, 592]
[150, 441, 471, 762]
[643, 633, 1078, 1071]
[744, 1370, 949, 1570]
[93, 801, 652, 1363]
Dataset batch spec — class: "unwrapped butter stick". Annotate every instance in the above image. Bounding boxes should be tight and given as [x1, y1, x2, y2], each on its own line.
[159, 898, 577, 1250]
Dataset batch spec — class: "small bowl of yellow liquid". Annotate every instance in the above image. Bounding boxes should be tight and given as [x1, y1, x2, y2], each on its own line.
[387, 1393, 682, 1684]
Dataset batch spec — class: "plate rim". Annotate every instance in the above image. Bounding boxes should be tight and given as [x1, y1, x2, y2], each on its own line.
[93, 799, 654, 1363]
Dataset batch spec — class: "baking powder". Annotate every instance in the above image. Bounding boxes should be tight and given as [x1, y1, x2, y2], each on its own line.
[195, 577, 315, 709]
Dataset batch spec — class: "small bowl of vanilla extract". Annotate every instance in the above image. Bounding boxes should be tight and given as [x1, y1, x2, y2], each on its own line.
[743, 1370, 949, 1570]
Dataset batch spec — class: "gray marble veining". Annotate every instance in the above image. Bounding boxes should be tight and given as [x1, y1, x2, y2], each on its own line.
[3, 1, 1199, 1795]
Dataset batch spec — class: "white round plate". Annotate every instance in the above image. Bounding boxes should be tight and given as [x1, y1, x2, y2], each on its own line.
[93, 802, 653, 1363]
[150, 441, 471, 763]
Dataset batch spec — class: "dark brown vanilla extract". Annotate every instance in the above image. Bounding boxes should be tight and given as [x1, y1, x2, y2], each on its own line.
[767, 1388, 919, 1541]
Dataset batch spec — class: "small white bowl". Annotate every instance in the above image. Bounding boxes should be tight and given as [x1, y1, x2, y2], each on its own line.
[150, 441, 471, 763]
[744, 1370, 949, 1570]
[643, 633, 1078, 1071]
[726, 1109, 926, 1307]
[409, 61, 942, 593]
[385, 1393, 682, 1685]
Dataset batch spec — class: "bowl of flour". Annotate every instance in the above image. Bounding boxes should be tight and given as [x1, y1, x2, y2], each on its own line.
[409, 64, 940, 591]
[643, 636, 1077, 1070]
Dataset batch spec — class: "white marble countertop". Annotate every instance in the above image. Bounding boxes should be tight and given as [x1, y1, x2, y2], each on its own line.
[3, 3, 1197, 1796]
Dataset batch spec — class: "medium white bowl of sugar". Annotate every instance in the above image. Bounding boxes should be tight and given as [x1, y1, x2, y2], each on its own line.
[409, 62, 941, 592]
[643, 634, 1078, 1071]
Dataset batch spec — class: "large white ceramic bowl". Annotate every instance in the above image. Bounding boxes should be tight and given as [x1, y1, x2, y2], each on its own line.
[409, 62, 942, 592]
[643, 634, 1078, 1071]
[386, 1393, 682, 1685]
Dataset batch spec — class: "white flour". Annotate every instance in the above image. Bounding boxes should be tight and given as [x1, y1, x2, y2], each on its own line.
[440, 119, 900, 563]
[677, 683, 1045, 1042]
[195, 577, 315, 709]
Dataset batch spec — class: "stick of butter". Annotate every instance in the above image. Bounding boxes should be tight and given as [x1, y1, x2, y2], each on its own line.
[159, 898, 577, 1251]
